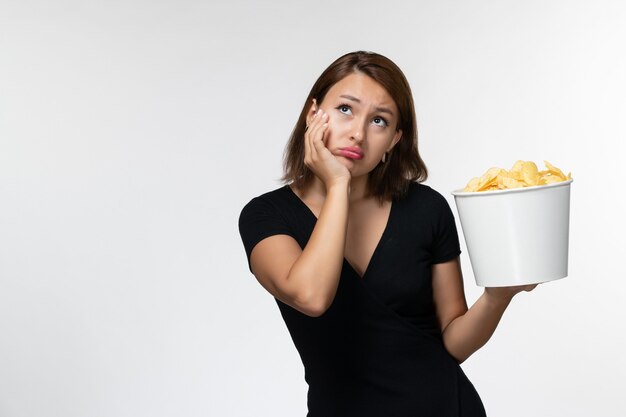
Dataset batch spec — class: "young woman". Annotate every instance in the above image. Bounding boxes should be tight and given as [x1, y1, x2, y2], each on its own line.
[239, 51, 535, 416]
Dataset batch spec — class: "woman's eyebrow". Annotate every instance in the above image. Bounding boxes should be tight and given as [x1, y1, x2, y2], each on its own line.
[339, 94, 394, 116]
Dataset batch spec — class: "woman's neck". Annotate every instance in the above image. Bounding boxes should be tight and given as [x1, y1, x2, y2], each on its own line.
[303, 174, 370, 204]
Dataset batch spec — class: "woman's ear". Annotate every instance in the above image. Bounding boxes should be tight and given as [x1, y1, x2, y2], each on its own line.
[388, 129, 402, 152]
[306, 99, 318, 126]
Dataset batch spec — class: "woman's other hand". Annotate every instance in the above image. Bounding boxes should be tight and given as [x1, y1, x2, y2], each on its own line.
[484, 283, 538, 304]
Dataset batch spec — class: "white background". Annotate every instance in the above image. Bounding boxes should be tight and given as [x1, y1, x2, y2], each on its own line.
[1, 1, 624, 416]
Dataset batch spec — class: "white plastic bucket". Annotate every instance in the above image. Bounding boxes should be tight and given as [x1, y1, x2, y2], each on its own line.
[452, 179, 572, 287]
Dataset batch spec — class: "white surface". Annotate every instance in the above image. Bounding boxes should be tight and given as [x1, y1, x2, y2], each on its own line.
[453, 180, 572, 286]
[1, 1, 625, 417]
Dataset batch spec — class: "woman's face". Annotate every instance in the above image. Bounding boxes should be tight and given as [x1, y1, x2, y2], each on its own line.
[308, 73, 403, 178]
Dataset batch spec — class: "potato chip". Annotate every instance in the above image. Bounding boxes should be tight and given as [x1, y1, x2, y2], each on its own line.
[476, 167, 504, 191]
[464, 177, 480, 192]
[462, 161, 572, 192]
[497, 174, 525, 189]
[520, 161, 540, 186]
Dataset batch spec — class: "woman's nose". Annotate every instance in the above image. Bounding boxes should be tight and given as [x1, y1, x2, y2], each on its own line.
[350, 119, 366, 142]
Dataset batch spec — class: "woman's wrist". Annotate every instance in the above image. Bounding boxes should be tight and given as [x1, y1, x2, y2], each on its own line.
[483, 288, 515, 308]
[326, 177, 351, 194]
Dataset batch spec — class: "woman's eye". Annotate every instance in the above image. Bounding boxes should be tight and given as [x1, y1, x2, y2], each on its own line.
[337, 105, 352, 115]
[372, 117, 388, 127]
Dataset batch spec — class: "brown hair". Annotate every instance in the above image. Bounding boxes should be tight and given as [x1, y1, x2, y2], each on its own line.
[282, 51, 428, 202]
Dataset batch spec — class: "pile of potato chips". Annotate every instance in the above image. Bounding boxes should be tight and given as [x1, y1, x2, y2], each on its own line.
[462, 160, 572, 192]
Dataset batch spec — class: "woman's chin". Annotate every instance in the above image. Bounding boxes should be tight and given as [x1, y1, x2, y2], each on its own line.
[338, 157, 357, 170]
[340, 158, 371, 177]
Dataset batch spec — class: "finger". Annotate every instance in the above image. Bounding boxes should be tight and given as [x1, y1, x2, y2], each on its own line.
[312, 120, 329, 152]
[307, 111, 323, 158]
[304, 122, 312, 163]
[307, 110, 327, 158]
[319, 112, 329, 145]
[304, 110, 321, 161]
[310, 111, 328, 142]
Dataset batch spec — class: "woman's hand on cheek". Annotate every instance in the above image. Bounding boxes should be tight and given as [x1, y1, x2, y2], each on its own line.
[304, 109, 351, 188]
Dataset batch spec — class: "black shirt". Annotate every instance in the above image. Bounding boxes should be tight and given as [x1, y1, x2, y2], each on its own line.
[239, 182, 486, 417]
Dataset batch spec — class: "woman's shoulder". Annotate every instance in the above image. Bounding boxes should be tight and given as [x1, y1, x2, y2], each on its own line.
[240, 184, 293, 214]
[245, 184, 291, 203]
[238, 185, 300, 271]
[404, 181, 449, 206]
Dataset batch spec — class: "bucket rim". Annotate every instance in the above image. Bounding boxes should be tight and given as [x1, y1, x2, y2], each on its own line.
[451, 178, 573, 197]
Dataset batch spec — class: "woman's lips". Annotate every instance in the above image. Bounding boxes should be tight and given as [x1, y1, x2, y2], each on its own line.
[338, 147, 364, 160]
